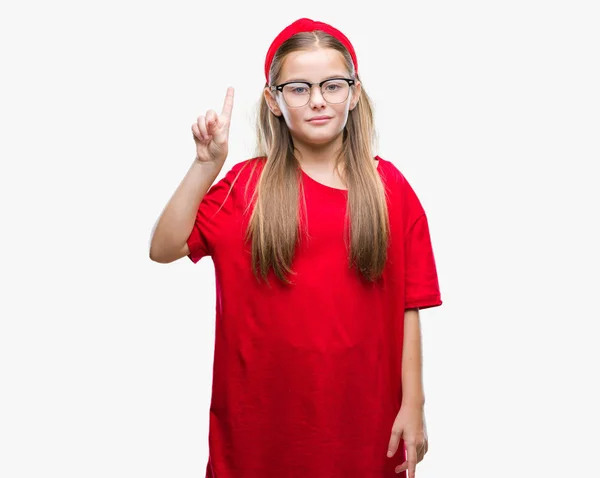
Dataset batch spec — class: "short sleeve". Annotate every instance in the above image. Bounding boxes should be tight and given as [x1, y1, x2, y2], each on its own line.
[404, 213, 443, 310]
[186, 162, 243, 264]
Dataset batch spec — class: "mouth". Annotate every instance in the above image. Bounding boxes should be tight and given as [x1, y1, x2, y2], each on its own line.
[307, 116, 332, 124]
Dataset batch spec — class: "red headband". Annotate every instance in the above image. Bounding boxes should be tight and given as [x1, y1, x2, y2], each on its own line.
[264, 17, 358, 84]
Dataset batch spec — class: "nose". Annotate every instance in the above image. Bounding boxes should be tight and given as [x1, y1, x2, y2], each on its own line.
[308, 84, 327, 108]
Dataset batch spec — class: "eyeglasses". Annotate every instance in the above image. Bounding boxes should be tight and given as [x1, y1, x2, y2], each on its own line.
[270, 77, 355, 108]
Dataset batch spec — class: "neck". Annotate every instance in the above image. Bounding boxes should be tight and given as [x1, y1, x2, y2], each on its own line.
[292, 133, 344, 173]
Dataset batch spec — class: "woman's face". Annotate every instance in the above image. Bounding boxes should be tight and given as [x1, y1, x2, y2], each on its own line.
[264, 48, 361, 147]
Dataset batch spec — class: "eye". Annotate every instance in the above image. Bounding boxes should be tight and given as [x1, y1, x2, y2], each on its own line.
[323, 80, 346, 92]
[284, 84, 309, 95]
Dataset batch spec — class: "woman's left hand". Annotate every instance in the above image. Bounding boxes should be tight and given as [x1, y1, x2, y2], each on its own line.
[386, 403, 429, 477]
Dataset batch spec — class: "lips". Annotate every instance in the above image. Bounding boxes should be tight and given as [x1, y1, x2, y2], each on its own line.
[308, 116, 332, 121]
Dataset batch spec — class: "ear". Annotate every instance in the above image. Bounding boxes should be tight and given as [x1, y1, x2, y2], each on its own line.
[264, 87, 283, 116]
[349, 80, 362, 111]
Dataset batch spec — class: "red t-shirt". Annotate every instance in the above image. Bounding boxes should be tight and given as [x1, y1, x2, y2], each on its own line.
[186, 156, 442, 478]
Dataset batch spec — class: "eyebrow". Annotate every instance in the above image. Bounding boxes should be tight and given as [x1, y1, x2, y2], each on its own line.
[281, 74, 348, 83]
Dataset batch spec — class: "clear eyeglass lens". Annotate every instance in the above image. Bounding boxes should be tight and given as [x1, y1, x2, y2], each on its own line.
[282, 80, 350, 107]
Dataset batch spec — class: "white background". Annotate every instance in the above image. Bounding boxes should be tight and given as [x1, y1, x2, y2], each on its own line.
[1, 1, 599, 476]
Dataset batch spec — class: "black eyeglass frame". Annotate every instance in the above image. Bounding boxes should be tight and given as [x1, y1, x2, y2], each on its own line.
[269, 77, 356, 107]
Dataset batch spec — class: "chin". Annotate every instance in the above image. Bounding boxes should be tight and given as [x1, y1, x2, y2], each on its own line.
[302, 134, 338, 146]
[300, 127, 343, 144]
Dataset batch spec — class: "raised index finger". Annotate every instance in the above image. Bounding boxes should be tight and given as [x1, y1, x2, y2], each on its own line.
[220, 87, 235, 121]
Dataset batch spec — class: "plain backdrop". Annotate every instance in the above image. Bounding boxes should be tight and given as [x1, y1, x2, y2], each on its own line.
[1, 1, 599, 477]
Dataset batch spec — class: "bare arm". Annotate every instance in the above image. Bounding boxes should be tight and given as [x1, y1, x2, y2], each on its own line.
[150, 87, 235, 263]
[149, 159, 223, 263]
[401, 308, 426, 407]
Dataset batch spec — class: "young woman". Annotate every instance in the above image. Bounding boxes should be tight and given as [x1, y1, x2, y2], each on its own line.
[150, 17, 442, 478]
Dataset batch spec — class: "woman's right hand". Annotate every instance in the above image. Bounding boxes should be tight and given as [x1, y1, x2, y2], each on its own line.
[192, 87, 234, 164]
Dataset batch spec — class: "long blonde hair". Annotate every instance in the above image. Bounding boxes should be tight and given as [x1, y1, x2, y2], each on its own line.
[239, 31, 390, 286]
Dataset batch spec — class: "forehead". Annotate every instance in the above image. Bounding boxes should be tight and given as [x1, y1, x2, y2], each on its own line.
[280, 48, 348, 82]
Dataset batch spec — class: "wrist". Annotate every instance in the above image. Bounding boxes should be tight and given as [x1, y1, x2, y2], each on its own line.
[401, 394, 425, 408]
[193, 156, 225, 171]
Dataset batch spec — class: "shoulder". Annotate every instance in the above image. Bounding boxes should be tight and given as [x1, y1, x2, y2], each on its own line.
[222, 156, 259, 177]
[207, 157, 265, 208]
[376, 155, 416, 194]
[376, 155, 426, 223]
[376, 155, 412, 190]
[218, 156, 265, 185]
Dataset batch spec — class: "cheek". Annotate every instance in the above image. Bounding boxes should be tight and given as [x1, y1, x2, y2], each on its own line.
[332, 107, 350, 128]
[282, 110, 304, 130]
